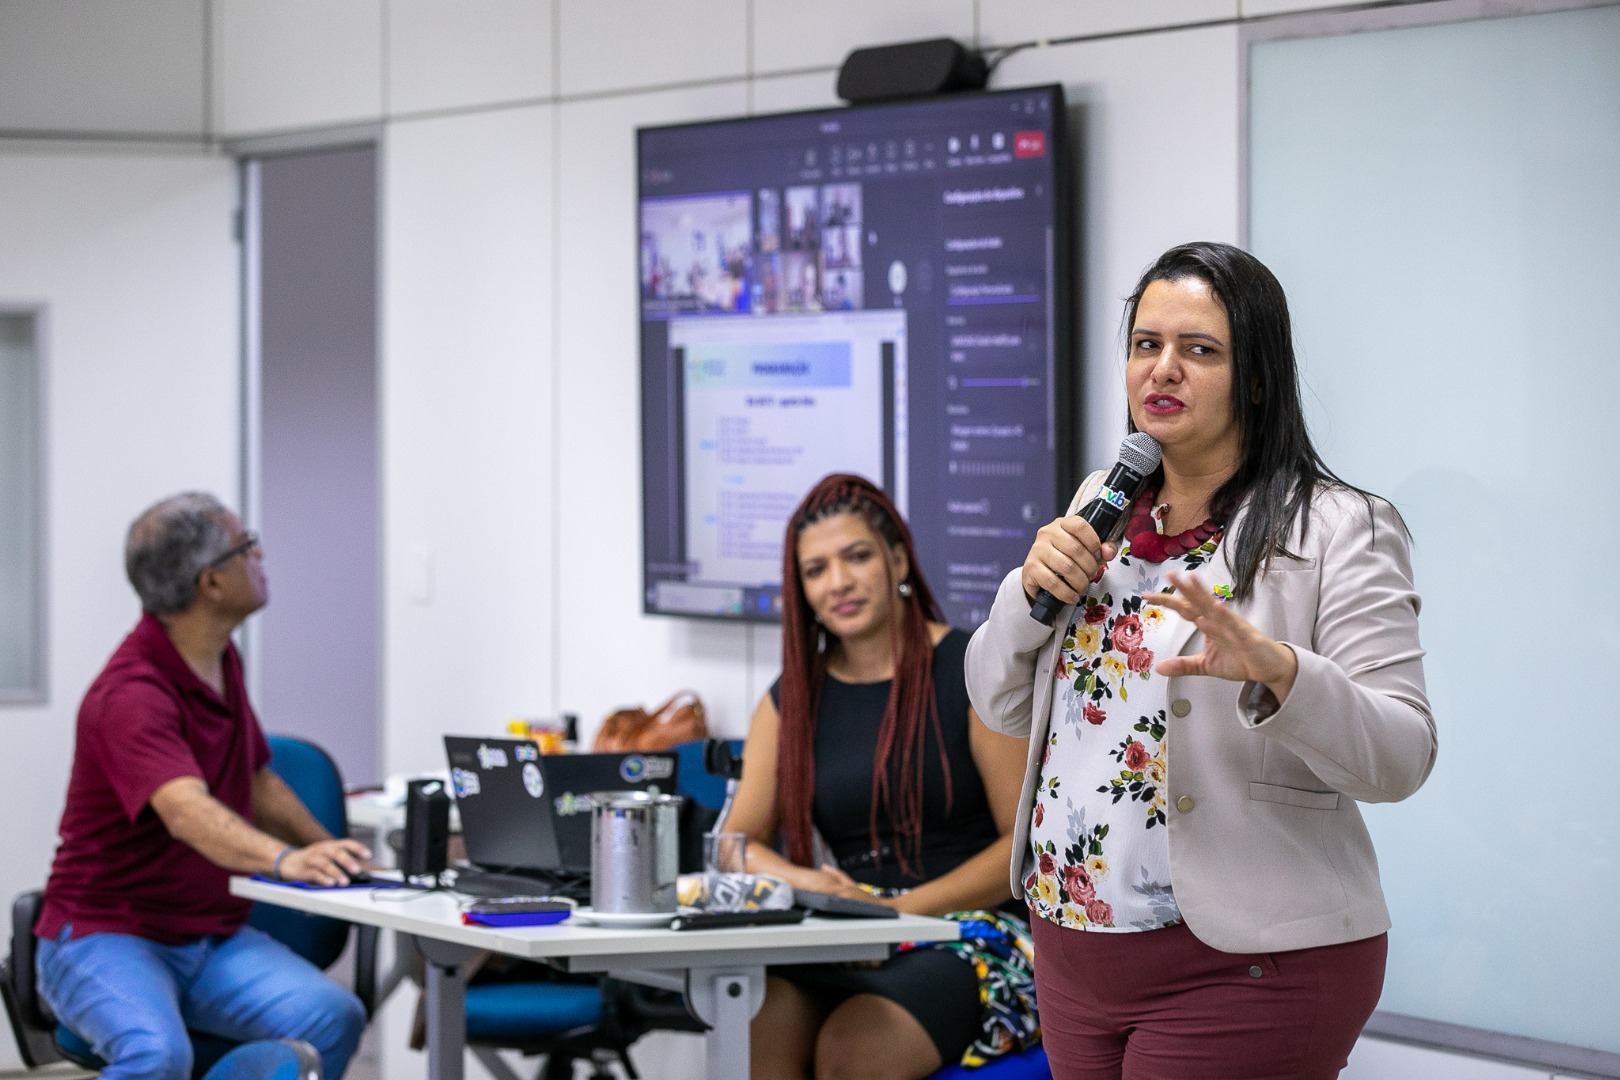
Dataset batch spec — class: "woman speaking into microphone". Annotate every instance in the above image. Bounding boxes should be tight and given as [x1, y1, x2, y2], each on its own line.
[965, 242, 1436, 1080]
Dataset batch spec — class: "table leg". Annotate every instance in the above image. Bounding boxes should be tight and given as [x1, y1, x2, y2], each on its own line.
[678, 965, 767, 1080]
[414, 934, 478, 1080]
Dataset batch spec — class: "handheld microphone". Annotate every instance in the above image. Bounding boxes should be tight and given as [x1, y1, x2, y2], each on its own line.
[1029, 432, 1163, 626]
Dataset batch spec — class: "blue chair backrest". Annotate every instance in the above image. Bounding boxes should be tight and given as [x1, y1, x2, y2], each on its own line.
[266, 735, 347, 837]
[671, 739, 741, 811]
[247, 735, 351, 971]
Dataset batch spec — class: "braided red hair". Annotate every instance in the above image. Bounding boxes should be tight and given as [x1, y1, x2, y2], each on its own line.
[775, 473, 952, 877]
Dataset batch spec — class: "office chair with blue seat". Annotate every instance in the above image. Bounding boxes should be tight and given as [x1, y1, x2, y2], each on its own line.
[460, 976, 621, 1080]
[0, 733, 376, 1076]
[672, 737, 734, 814]
[250, 733, 379, 1007]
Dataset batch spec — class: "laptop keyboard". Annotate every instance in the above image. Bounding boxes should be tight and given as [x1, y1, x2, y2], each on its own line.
[448, 866, 592, 903]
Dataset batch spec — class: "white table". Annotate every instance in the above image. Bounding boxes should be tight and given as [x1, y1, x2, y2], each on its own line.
[233, 877, 957, 1080]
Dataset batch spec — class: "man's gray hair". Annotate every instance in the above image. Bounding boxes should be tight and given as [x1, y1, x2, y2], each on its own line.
[125, 493, 235, 615]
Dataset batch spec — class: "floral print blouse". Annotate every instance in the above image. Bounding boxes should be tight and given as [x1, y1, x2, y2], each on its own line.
[1023, 516, 1223, 932]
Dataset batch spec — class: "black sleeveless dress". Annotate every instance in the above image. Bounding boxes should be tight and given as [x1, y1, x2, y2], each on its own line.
[767, 628, 1000, 1063]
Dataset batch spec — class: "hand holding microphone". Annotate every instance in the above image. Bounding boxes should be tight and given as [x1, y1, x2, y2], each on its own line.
[1021, 520, 1114, 623]
[1026, 433, 1162, 626]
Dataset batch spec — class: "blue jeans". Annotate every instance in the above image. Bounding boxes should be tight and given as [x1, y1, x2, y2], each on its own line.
[36, 924, 365, 1080]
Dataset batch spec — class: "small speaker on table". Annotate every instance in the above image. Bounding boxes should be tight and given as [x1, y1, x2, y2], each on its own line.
[403, 778, 450, 885]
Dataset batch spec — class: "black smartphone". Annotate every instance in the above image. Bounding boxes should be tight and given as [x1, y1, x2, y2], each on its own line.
[671, 908, 807, 931]
[465, 898, 573, 916]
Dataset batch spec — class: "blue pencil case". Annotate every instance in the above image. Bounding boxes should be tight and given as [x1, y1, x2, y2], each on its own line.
[462, 909, 572, 927]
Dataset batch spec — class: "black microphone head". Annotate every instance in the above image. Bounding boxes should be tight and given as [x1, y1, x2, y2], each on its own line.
[1118, 432, 1162, 476]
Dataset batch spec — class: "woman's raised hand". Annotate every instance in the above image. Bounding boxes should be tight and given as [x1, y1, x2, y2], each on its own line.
[1021, 516, 1117, 608]
[1147, 570, 1298, 701]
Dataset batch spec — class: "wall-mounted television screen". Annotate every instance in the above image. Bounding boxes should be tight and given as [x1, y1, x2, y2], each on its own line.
[638, 84, 1072, 628]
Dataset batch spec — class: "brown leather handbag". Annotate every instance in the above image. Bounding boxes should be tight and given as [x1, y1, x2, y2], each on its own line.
[592, 690, 709, 752]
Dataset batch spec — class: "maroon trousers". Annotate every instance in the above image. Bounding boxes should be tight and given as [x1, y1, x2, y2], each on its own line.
[1031, 916, 1386, 1080]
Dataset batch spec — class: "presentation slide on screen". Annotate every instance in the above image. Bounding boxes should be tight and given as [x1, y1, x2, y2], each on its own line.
[673, 310, 908, 588]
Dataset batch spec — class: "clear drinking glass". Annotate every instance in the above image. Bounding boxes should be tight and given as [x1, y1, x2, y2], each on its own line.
[703, 832, 749, 911]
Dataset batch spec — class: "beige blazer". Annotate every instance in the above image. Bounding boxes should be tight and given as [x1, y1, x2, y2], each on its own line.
[965, 472, 1437, 953]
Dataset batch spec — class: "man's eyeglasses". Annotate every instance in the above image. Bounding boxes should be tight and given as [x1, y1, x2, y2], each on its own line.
[207, 531, 261, 569]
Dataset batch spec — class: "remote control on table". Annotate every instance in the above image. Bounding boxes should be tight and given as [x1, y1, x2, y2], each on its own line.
[671, 908, 806, 931]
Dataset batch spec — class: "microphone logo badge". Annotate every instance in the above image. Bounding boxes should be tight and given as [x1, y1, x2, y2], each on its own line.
[1099, 486, 1130, 511]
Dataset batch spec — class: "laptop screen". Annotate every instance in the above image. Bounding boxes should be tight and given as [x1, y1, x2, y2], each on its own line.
[444, 737, 679, 875]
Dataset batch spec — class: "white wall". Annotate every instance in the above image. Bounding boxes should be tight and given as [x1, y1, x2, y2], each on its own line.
[0, 147, 236, 1068]
[381, 104, 557, 780]
[0, 1, 1580, 1076]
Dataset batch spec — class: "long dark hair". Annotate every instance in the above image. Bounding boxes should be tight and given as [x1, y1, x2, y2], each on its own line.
[1124, 242, 1378, 598]
[775, 474, 950, 876]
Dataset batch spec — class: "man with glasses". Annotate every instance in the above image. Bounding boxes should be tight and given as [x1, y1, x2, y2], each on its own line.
[32, 493, 369, 1080]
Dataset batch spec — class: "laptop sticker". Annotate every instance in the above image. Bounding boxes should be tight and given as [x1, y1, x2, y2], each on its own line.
[477, 744, 509, 769]
[451, 767, 481, 798]
[522, 762, 544, 798]
[620, 754, 676, 782]
[555, 792, 595, 817]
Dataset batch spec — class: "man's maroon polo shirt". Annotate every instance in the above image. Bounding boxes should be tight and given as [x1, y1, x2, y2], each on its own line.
[37, 613, 271, 944]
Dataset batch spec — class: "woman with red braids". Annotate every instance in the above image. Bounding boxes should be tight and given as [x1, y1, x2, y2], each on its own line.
[726, 473, 1037, 1080]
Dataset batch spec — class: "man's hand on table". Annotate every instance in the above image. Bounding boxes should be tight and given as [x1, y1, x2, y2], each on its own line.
[277, 838, 372, 886]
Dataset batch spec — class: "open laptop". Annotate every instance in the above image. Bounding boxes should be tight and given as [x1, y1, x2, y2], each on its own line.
[443, 736, 679, 881]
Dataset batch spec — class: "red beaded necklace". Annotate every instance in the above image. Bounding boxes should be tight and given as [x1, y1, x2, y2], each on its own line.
[1124, 490, 1222, 563]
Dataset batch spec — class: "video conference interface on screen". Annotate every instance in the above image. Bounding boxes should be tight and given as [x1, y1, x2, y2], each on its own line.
[639, 85, 1069, 627]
